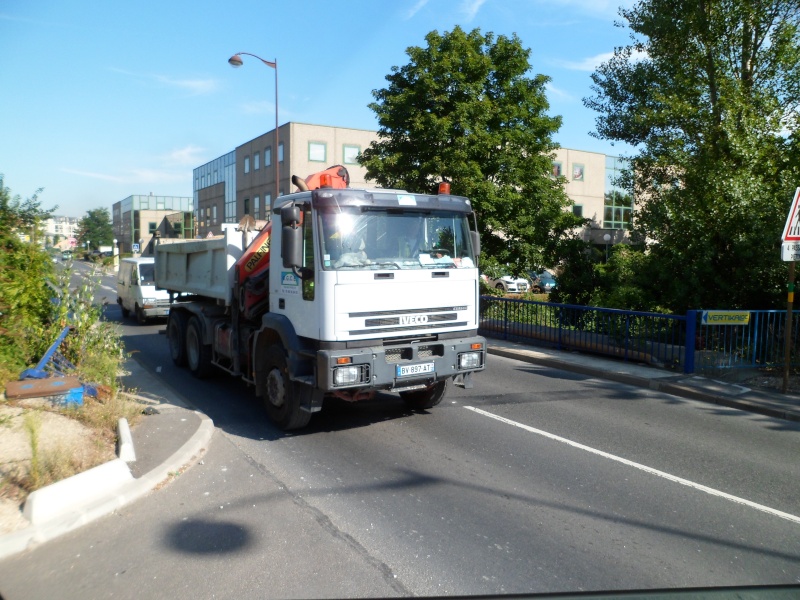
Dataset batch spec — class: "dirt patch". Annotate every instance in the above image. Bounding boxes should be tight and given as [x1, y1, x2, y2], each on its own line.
[0, 400, 116, 535]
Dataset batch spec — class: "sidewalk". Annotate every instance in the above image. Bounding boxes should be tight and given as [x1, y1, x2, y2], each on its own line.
[2, 339, 798, 560]
[487, 338, 800, 423]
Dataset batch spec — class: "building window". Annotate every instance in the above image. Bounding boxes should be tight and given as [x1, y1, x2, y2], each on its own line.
[309, 141, 326, 162]
[148, 222, 157, 234]
[244, 155, 250, 174]
[343, 144, 360, 164]
[605, 156, 633, 230]
[572, 205, 583, 218]
[253, 196, 260, 220]
[278, 142, 284, 163]
[572, 164, 585, 182]
[552, 162, 562, 178]
[265, 194, 271, 218]
[244, 197, 250, 215]
[264, 146, 272, 167]
[212, 205, 217, 225]
[254, 152, 260, 170]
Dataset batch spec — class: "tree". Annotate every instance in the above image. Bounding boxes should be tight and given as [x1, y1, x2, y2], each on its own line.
[76, 208, 114, 251]
[584, 0, 800, 312]
[0, 176, 57, 382]
[360, 26, 585, 276]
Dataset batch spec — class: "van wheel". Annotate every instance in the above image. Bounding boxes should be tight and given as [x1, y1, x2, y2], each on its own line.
[260, 346, 311, 430]
[186, 316, 213, 378]
[121, 306, 130, 318]
[167, 311, 189, 367]
[401, 380, 448, 410]
[135, 304, 147, 325]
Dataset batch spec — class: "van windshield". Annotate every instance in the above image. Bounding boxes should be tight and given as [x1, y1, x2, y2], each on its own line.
[139, 264, 155, 283]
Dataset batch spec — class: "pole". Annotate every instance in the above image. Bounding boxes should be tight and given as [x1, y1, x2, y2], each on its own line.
[273, 58, 278, 213]
[782, 260, 795, 393]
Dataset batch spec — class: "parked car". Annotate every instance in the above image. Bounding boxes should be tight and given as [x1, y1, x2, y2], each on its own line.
[61, 250, 73, 261]
[488, 274, 530, 293]
[529, 270, 558, 293]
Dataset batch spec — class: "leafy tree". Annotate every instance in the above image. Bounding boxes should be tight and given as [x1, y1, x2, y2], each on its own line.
[0, 177, 57, 382]
[76, 208, 114, 251]
[584, 0, 800, 312]
[360, 26, 584, 276]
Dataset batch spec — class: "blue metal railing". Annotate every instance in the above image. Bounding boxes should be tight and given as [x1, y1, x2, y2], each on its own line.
[695, 309, 800, 373]
[479, 297, 800, 375]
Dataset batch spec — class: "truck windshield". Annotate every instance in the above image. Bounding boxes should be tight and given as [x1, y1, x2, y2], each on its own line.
[317, 208, 477, 271]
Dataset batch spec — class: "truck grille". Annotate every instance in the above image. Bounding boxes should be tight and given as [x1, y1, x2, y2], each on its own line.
[350, 306, 468, 336]
[384, 344, 444, 364]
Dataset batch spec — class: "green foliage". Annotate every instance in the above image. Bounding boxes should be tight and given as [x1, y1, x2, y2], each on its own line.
[549, 239, 602, 307]
[360, 26, 584, 277]
[76, 207, 114, 251]
[584, 1, 800, 311]
[0, 179, 125, 389]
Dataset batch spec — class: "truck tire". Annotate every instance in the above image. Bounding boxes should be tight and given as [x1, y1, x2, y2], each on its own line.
[260, 346, 311, 430]
[401, 379, 448, 410]
[186, 316, 213, 378]
[167, 311, 189, 367]
[135, 304, 147, 325]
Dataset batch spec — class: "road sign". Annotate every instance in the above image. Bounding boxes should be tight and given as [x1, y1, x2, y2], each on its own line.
[781, 187, 800, 243]
[783, 242, 800, 261]
[132, 243, 140, 253]
[701, 310, 750, 325]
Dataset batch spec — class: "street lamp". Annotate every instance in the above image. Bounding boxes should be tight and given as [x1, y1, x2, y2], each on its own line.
[228, 52, 279, 213]
[603, 233, 611, 262]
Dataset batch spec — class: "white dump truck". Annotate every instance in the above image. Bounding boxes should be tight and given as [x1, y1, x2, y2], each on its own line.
[155, 177, 486, 430]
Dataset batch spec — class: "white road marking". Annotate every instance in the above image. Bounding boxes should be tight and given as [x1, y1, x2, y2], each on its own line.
[464, 405, 800, 525]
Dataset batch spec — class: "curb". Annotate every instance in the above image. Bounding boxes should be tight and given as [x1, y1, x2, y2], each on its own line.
[0, 411, 214, 561]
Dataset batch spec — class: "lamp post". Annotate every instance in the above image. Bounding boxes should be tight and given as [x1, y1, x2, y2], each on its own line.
[228, 52, 279, 213]
[603, 233, 611, 262]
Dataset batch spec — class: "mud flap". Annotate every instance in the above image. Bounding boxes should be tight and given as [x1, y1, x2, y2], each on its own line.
[296, 381, 324, 413]
[453, 372, 473, 389]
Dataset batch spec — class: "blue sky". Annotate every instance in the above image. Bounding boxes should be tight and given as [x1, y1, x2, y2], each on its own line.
[0, 0, 635, 218]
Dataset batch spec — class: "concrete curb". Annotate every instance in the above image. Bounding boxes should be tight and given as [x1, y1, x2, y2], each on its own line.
[117, 417, 136, 462]
[0, 411, 214, 561]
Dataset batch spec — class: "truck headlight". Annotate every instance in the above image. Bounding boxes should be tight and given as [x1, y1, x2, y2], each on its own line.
[333, 365, 361, 386]
[458, 351, 482, 370]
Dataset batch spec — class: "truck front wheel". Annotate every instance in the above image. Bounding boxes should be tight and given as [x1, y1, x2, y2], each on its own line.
[167, 311, 189, 367]
[186, 316, 213, 378]
[260, 346, 311, 430]
[400, 380, 448, 410]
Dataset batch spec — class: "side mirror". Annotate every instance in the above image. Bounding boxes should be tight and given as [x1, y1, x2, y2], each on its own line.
[471, 231, 481, 256]
[281, 204, 301, 226]
[282, 226, 302, 269]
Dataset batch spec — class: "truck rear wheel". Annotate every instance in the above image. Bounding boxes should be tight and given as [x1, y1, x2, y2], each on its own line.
[135, 304, 147, 325]
[260, 346, 311, 430]
[186, 316, 213, 378]
[167, 311, 188, 367]
[401, 380, 448, 410]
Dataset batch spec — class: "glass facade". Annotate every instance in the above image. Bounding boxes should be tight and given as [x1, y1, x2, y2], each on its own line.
[193, 150, 236, 225]
[604, 156, 633, 230]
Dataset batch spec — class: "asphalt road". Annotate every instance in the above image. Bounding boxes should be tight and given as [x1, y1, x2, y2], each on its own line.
[1, 263, 799, 598]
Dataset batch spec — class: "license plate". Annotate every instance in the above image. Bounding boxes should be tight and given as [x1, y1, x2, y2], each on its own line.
[396, 362, 434, 378]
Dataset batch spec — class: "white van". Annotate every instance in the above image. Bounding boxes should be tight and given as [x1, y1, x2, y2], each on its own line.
[117, 257, 171, 324]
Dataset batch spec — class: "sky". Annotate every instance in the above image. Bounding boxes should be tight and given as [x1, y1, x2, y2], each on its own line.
[0, 0, 636, 218]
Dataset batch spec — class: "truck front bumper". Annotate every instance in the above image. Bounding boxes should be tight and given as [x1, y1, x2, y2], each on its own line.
[316, 335, 486, 393]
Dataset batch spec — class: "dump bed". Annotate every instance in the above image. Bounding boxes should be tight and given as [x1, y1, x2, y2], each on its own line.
[154, 224, 245, 305]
